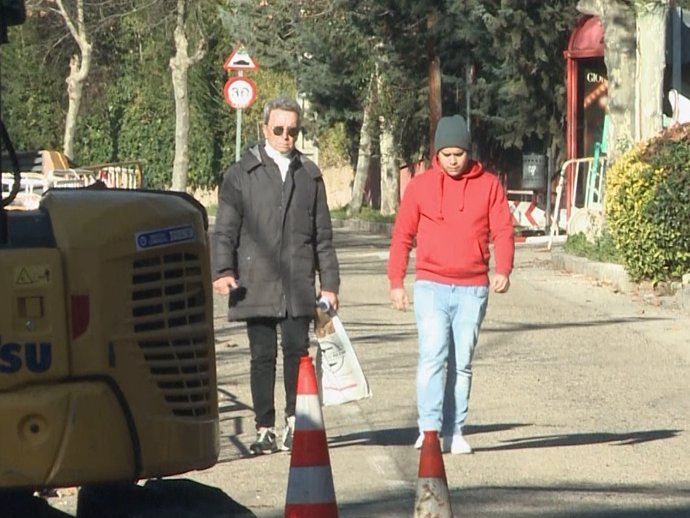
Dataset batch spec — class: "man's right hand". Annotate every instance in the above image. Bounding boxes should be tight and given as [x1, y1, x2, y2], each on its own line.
[213, 275, 238, 295]
[390, 288, 410, 312]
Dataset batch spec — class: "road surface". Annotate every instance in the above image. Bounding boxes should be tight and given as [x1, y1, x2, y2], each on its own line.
[48, 226, 690, 517]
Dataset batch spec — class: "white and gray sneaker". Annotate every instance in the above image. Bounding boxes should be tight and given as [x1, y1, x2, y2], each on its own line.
[250, 427, 279, 455]
[281, 415, 296, 451]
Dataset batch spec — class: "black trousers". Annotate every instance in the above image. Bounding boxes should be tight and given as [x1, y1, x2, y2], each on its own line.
[246, 315, 311, 429]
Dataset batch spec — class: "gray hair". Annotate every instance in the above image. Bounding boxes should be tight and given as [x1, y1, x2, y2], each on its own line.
[262, 97, 302, 125]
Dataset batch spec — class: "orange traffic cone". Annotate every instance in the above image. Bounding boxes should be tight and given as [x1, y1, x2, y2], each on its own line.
[414, 431, 453, 518]
[284, 356, 339, 518]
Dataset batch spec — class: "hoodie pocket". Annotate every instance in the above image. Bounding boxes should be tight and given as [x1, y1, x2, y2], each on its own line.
[419, 235, 490, 279]
[476, 239, 490, 265]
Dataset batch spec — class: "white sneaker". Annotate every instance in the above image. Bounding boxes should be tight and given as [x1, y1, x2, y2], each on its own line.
[280, 415, 296, 451]
[449, 433, 472, 454]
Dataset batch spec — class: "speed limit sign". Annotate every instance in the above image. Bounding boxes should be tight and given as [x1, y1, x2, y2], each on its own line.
[223, 76, 257, 109]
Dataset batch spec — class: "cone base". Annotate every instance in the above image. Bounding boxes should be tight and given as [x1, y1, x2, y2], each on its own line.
[285, 501, 339, 518]
[414, 477, 453, 518]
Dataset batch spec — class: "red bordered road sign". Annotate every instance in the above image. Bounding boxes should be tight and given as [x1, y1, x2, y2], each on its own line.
[223, 76, 257, 109]
[224, 48, 259, 71]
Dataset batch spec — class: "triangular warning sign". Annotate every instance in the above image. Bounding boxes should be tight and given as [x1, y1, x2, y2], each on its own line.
[15, 267, 33, 285]
[224, 48, 259, 71]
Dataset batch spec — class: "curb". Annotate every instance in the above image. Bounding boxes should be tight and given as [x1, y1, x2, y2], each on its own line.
[515, 235, 567, 246]
[551, 250, 690, 313]
[550, 250, 636, 294]
[330, 218, 392, 236]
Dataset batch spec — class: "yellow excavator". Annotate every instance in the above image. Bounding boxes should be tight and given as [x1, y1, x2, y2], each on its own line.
[1, 2, 219, 515]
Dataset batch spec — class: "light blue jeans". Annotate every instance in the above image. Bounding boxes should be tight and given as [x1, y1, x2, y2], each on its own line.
[414, 280, 489, 435]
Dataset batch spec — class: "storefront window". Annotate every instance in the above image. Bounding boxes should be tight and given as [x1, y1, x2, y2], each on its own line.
[578, 58, 608, 159]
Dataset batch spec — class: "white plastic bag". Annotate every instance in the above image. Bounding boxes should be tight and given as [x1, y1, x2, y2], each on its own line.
[314, 300, 371, 406]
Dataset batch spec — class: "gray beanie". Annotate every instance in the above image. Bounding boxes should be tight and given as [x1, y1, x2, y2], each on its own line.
[434, 115, 470, 153]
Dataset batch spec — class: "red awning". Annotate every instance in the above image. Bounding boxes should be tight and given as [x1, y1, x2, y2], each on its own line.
[566, 16, 604, 58]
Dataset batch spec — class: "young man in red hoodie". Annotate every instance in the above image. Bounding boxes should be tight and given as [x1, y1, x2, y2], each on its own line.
[388, 114, 514, 454]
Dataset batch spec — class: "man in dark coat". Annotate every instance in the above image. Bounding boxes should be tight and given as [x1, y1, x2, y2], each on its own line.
[211, 97, 340, 455]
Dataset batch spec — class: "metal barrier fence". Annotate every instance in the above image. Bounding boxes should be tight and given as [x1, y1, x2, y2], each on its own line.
[2, 160, 144, 210]
[78, 161, 143, 189]
[547, 156, 608, 249]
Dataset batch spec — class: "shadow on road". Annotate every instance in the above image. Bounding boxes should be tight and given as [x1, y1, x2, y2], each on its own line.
[449, 483, 690, 518]
[476, 429, 681, 452]
[215, 387, 253, 461]
[483, 316, 671, 334]
[336, 484, 690, 518]
[77, 479, 257, 518]
[327, 423, 532, 448]
[217, 388, 253, 415]
[325, 425, 680, 453]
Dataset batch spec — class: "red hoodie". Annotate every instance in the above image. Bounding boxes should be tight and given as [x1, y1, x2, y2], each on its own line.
[388, 158, 514, 288]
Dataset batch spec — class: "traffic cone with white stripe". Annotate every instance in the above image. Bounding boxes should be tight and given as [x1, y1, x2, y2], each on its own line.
[414, 431, 453, 518]
[284, 355, 339, 518]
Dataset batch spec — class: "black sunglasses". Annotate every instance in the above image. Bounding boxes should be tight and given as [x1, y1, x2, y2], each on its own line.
[271, 126, 300, 138]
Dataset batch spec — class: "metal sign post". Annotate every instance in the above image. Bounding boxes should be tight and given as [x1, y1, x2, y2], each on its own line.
[235, 88, 242, 163]
[223, 47, 259, 163]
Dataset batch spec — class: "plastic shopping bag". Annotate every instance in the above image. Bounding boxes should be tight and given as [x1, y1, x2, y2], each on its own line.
[313, 300, 371, 406]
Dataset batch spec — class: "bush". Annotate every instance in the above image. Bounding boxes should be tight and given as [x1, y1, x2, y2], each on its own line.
[564, 231, 622, 264]
[604, 123, 690, 282]
[318, 122, 350, 169]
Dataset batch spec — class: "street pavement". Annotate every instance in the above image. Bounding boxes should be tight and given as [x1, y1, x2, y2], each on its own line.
[49, 225, 690, 517]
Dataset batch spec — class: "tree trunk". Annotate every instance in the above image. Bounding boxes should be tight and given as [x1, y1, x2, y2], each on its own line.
[427, 12, 442, 152]
[170, 0, 205, 192]
[63, 51, 90, 161]
[170, 24, 191, 192]
[379, 119, 398, 216]
[635, 1, 670, 141]
[348, 74, 375, 217]
[56, 0, 91, 161]
[374, 57, 399, 216]
[578, 0, 637, 160]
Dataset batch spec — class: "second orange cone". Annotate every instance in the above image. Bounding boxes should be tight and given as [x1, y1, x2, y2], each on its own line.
[284, 356, 339, 518]
[414, 431, 453, 518]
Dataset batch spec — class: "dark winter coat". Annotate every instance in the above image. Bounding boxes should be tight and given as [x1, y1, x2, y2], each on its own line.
[211, 143, 340, 321]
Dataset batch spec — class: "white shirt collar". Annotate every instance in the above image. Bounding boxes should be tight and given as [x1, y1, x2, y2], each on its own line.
[264, 142, 293, 182]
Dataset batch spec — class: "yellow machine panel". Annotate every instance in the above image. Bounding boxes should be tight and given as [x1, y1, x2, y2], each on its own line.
[0, 382, 135, 487]
[0, 248, 69, 386]
[0, 189, 219, 490]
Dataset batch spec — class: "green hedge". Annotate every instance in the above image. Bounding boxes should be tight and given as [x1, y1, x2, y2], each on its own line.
[605, 124, 690, 282]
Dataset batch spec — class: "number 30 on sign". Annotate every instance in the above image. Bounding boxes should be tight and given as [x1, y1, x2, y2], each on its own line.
[223, 76, 257, 110]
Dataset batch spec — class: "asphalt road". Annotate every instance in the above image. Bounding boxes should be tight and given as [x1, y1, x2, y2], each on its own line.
[47, 226, 690, 517]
